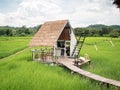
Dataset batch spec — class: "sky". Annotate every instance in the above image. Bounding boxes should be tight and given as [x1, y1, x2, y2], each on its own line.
[0, 0, 120, 27]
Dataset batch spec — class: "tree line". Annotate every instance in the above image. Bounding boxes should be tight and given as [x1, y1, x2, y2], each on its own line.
[0, 25, 41, 36]
[0, 24, 120, 37]
[74, 25, 120, 38]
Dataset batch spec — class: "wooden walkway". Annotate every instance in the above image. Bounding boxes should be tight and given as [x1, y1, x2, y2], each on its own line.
[57, 57, 120, 88]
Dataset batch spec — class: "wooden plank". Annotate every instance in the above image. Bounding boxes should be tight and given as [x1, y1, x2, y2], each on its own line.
[57, 57, 120, 88]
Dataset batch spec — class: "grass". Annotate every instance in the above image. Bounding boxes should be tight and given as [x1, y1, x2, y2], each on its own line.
[81, 37, 120, 81]
[0, 36, 120, 90]
[0, 37, 31, 59]
[0, 49, 101, 90]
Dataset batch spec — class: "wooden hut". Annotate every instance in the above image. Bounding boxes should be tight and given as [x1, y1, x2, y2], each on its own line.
[29, 20, 77, 58]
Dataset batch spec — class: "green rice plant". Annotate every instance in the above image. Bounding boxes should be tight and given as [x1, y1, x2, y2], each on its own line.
[0, 37, 31, 59]
[81, 37, 120, 81]
[0, 49, 101, 90]
[0, 37, 120, 90]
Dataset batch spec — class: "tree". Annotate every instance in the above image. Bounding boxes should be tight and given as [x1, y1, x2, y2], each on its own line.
[0, 29, 6, 35]
[6, 29, 13, 36]
[16, 26, 28, 36]
[118, 29, 120, 35]
[74, 28, 89, 36]
[89, 29, 97, 36]
[0, 25, 36, 36]
[109, 30, 119, 38]
[98, 30, 103, 36]
[74, 28, 83, 36]
[25, 29, 30, 34]
[102, 27, 109, 34]
[113, 0, 120, 8]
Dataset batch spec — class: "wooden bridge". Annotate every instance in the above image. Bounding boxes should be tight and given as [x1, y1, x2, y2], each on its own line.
[57, 57, 120, 88]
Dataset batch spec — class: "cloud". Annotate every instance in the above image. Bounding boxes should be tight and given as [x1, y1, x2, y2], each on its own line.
[69, 0, 120, 27]
[0, 0, 120, 27]
[0, 0, 63, 27]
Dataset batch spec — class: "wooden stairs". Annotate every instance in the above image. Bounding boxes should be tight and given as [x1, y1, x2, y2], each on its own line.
[71, 33, 86, 58]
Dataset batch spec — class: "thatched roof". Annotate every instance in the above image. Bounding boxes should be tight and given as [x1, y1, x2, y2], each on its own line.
[29, 20, 69, 47]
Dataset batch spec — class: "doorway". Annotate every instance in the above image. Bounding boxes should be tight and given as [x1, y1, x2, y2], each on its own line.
[65, 41, 70, 56]
[57, 40, 70, 57]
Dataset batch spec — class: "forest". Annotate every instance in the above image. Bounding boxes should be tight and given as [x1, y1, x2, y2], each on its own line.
[0, 25, 41, 36]
[74, 24, 120, 38]
[0, 24, 120, 38]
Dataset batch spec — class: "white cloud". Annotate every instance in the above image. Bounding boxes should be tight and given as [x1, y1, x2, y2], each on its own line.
[0, 0, 62, 27]
[0, 0, 120, 27]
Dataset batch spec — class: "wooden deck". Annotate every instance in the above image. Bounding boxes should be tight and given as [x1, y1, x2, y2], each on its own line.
[57, 57, 120, 88]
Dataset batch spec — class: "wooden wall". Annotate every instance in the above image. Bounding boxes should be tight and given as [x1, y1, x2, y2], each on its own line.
[58, 28, 70, 40]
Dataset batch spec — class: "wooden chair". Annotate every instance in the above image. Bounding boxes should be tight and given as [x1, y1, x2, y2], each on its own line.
[40, 51, 47, 62]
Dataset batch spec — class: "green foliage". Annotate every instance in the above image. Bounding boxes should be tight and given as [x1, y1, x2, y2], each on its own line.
[0, 28, 6, 35]
[88, 24, 106, 30]
[93, 34, 100, 37]
[6, 29, 13, 36]
[16, 26, 32, 36]
[0, 25, 41, 36]
[74, 28, 89, 36]
[74, 24, 120, 37]
[87, 24, 120, 30]
[109, 30, 119, 38]
[101, 27, 109, 34]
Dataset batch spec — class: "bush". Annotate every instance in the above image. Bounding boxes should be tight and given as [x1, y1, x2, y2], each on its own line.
[109, 30, 119, 38]
[20, 33, 26, 36]
[103, 34, 109, 37]
[93, 34, 100, 37]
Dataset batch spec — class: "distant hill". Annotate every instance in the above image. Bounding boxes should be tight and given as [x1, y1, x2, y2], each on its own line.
[87, 24, 120, 30]
[87, 24, 106, 30]
[109, 25, 120, 30]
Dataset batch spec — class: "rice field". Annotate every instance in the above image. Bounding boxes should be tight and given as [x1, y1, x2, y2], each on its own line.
[0, 37, 120, 90]
[0, 37, 31, 59]
[0, 48, 102, 90]
[81, 37, 120, 81]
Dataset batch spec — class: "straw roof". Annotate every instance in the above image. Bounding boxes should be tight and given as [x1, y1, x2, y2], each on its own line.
[29, 20, 69, 47]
